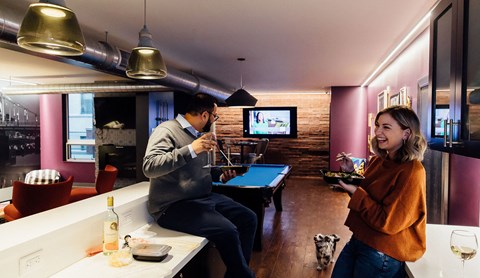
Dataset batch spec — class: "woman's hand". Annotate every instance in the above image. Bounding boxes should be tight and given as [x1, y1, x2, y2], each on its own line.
[336, 152, 355, 172]
[335, 180, 357, 195]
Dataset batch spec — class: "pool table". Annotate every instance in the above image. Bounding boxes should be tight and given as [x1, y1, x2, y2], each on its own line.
[212, 164, 292, 251]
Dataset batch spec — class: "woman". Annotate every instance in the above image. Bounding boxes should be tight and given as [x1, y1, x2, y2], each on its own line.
[332, 105, 427, 278]
[253, 111, 268, 134]
[255, 111, 265, 124]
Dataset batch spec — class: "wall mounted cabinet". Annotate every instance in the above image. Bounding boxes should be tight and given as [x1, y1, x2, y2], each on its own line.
[429, 0, 480, 158]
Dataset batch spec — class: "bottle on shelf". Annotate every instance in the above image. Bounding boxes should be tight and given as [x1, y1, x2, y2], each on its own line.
[103, 196, 119, 255]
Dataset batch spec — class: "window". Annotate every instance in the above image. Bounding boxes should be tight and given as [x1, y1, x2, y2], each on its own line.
[65, 93, 95, 161]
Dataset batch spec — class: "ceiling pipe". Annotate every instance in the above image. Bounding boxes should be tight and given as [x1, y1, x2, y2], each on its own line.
[1, 81, 171, 95]
[0, 1, 233, 102]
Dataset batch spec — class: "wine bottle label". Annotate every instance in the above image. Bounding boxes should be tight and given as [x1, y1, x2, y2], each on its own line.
[103, 220, 119, 252]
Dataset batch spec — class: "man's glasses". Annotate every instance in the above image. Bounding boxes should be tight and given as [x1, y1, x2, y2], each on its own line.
[208, 111, 220, 122]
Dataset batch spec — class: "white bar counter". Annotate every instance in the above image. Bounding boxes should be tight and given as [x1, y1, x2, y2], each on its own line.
[53, 224, 208, 278]
[406, 224, 480, 278]
[0, 182, 208, 278]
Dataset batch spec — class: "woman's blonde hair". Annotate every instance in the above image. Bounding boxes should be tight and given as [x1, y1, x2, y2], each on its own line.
[371, 105, 427, 162]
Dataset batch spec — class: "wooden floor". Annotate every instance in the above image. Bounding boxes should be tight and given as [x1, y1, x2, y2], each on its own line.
[249, 177, 352, 278]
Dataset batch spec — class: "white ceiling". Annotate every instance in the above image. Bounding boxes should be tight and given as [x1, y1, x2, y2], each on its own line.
[0, 0, 438, 93]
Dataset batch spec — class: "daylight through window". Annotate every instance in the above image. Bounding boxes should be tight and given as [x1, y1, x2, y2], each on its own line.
[66, 93, 95, 161]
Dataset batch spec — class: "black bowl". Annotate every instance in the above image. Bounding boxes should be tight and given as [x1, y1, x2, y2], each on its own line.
[320, 170, 365, 185]
[220, 165, 250, 176]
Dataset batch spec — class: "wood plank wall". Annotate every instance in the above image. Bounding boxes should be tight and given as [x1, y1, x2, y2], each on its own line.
[215, 93, 331, 178]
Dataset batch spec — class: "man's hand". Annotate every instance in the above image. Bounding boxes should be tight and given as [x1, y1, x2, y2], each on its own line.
[220, 169, 237, 183]
[192, 133, 217, 154]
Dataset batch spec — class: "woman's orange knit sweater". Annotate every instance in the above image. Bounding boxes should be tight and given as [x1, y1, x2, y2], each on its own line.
[345, 156, 427, 262]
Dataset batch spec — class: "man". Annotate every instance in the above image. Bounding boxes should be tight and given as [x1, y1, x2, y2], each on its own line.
[143, 93, 257, 278]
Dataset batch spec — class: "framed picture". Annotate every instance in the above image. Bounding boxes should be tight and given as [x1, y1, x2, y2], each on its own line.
[399, 87, 408, 105]
[367, 112, 375, 152]
[390, 94, 400, 106]
[368, 112, 375, 136]
[377, 90, 389, 112]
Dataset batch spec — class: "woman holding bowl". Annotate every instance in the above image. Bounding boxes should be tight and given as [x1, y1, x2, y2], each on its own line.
[332, 105, 428, 278]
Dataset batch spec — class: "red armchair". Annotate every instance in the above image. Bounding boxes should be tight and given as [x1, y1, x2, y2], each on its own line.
[4, 176, 74, 222]
[69, 165, 118, 203]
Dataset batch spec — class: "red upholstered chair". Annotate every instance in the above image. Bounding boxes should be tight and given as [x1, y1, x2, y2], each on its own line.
[4, 176, 74, 222]
[69, 165, 118, 203]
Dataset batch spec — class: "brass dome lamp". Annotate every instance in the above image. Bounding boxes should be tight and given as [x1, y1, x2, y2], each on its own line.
[126, 0, 167, 79]
[17, 0, 85, 56]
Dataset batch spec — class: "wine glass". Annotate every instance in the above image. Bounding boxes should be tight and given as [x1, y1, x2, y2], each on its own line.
[202, 125, 217, 168]
[202, 137, 214, 168]
[204, 148, 214, 168]
[450, 230, 478, 277]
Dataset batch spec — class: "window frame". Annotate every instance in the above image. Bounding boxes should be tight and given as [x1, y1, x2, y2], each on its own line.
[64, 93, 96, 162]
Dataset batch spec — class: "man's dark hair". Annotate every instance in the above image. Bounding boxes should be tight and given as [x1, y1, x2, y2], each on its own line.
[185, 93, 218, 115]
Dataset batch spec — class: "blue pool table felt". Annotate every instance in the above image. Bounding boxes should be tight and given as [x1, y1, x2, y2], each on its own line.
[218, 164, 290, 187]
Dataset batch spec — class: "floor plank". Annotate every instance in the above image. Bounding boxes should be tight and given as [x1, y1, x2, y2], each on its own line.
[250, 177, 352, 278]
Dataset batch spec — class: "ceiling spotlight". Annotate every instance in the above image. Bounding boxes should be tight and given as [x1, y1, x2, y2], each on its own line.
[17, 0, 85, 56]
[126, 0, 167, 79]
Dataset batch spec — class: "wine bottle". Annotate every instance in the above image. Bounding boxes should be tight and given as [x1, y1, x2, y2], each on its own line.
[103, 196, 119, 255]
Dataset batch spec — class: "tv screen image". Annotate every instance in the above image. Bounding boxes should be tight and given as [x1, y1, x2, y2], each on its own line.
[243, 107, 297, 138]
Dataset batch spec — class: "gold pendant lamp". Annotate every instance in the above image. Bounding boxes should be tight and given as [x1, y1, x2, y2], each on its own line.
[17, 0, 85, 56]
[126, 0, 167, 79]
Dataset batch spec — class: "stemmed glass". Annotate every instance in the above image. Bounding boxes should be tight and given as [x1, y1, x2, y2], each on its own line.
[450, 230, 478, 277]
[202, 135, 215, 168]
[203, 123, 216, 168]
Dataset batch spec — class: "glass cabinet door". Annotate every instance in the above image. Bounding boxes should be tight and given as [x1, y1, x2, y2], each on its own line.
[429, 0, 480, 158]
[464, 0, 480, 143]
[430, 0, 456, 146]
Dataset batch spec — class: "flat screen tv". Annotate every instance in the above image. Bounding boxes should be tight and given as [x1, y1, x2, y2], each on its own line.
[243, 107, 297, 138]
[94, 97, 136, 129]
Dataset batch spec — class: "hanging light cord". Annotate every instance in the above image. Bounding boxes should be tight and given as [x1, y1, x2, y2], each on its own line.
[143, 0, 147, 27]
[238, 58, 245, 89]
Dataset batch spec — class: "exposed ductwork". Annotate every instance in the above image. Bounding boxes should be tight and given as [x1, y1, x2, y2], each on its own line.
[0, 1, 233, 102]
[1, 81, 171, 95]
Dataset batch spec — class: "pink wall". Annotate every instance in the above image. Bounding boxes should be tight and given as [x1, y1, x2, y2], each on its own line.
[330, 30, 430, 172]
[330, 86, 368, 169]
[355, 27, 480, 226]
[367, 29, 430, 115]
[40, 95, 95, 183]
[448, 155, 480, 226]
